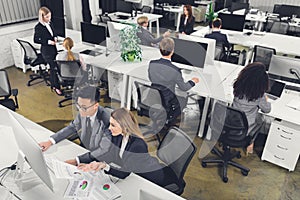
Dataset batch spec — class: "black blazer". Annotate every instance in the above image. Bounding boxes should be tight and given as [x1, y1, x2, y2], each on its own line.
[179, 15, 195, 35]
[34, 22, 58, 57]
[204, 31, 230, 49]
[103, 134, 167, 186]
[148, 58, 195, 108]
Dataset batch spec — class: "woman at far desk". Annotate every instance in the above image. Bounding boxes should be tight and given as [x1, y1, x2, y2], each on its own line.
[56, 37, 86, 70]
[78, 108, 178, 187]
[179, 5, 195, 35]
[34, 6, 61, 95]
[232, 62, 271, 155]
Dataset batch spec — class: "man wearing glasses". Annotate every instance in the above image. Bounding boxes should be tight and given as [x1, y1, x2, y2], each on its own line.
[39, 86, 111, 165]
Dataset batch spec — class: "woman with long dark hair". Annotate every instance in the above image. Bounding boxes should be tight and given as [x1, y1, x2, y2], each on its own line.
[179, 5, 195, 35]
[233, 62, 271, 154]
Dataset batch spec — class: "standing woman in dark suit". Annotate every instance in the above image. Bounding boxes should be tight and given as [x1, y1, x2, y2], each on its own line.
[179, 5, 195, 35]
[78, 108, 178, 187]
[34, 6, 61, 95]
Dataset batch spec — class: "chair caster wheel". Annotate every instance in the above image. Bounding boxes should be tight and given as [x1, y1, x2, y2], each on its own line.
[211, 149, 216, 154]
[241, 170, 248, 176]
[27, 82, 31, 86]
[222, 177, 228, 183]
[201, 162, 207, 168]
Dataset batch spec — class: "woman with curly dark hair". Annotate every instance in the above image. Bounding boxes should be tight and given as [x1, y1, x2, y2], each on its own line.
[233, 62, 271, 154]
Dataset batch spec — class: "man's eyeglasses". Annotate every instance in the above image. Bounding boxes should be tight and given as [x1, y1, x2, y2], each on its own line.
[76, 103, 96, 112]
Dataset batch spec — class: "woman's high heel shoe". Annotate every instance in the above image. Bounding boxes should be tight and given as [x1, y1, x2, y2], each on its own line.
[51, 87, 63, 96]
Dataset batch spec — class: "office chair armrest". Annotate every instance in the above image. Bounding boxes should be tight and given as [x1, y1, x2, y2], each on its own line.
[11, 89, 18, 96]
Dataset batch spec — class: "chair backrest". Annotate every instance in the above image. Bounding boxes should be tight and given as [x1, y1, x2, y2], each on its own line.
[55, 60, 82, 84]
[157, 127, 196, 193]
[100, 14, 112, 24]
[141, 6, 152, 13]
[253, 45, 276, 71]
[134, 81, 166, 116]
[210, 101, 249, 148]
[16, 39, 39, 65]
[0, 70, 11, 98]
[270, 21, 289, 34]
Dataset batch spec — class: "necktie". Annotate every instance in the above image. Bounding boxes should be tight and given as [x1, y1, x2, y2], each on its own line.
[83, 117, 92, 148]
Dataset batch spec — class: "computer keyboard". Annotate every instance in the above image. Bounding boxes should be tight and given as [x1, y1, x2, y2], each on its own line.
[285, 84, 300, 92]
[80, 49, 102, 57]
[117, 15, 129, 20]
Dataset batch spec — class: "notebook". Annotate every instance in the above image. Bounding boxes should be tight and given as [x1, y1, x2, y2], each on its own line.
[266, 79, 285, 100]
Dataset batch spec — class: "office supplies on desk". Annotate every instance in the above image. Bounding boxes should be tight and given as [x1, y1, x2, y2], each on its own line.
[117, 15, 130, 20]
[80, 49, 102, 56]
[286, 99, 300, 110]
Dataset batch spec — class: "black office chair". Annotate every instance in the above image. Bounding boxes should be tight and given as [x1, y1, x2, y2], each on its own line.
[269, 21, 289, 34]
[141, 6, 152, 13]
[16, 39, 49, 86]
[201, 101, 250, 183]
[135, 81, 168, 144]
[157, 127, 196, 195]
[0, 70, 19, 111]
[252, 45, 276, 71]
[55, 60, 83, 107]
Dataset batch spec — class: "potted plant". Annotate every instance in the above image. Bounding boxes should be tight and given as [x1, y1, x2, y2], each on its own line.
[205, 2, 218, 28]
[120, 25, 142, 62]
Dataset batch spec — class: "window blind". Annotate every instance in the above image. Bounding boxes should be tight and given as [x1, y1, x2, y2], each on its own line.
[0, 0, 40, 25]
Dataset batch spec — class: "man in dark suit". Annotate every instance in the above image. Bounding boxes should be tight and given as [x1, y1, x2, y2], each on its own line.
[136, 16, 170, 47]
[204, 18, 230, 49]
[39, 86, 111, 165]
[148, 38, 199, 125]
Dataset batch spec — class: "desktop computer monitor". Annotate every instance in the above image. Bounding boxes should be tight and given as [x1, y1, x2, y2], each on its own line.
[171, 38, 208, 69]
[8, 111, 54, 192]
[218, 13, 246, 32]
[80, 22, 106, 46]
[230, 2, 249, 13]
[268, 55, 300, 84]
[80, 22, 107, 56]
[107, 21, 131, 51]
[178, 34, 215, 66]
[51, 17, 65, 38]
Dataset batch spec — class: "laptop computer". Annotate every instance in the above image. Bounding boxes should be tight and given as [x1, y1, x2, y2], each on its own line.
[266, 79, 285, 101]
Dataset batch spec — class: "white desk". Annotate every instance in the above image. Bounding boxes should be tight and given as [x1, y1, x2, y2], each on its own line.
[0, 105, 185, 200]
[125, 59, 240, 137]
[108, 12, 162, 36]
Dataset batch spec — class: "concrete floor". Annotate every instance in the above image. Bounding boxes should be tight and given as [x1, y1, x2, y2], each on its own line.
[5, 66, 300, 200]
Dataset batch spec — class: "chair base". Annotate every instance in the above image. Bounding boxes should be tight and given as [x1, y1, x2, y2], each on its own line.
[27, 71, 50, 87]
[201, 146, 250, 183]
[58, 96, 73, 107]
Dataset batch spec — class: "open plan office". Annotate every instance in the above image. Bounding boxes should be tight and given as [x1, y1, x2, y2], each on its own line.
[0, 0, 300, 199]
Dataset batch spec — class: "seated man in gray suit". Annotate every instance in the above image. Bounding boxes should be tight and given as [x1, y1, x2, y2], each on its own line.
[39, 86, 111, 165]
[148, 37, 199, 125]
[136, 16, 170, 47]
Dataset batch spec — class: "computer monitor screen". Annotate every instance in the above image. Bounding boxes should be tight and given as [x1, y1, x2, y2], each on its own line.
[178, 34, 215, 66]
[279, 5, 300, 18]
[117, 0, 133, 13]
[80, 22, 106, 46]
[224, 0, 232, 9]
[230, 2, 249, 13]
[268, 55, 300, 84]
[107, 21, 131, 51]
[218, 13, 245, 32]
[171, 38, 207, 69]
[8, 111, 53, 192]
[51, 17, 65, 38]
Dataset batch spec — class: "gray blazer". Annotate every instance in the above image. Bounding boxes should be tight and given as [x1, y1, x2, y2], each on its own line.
[137, 27, 163, 47]
[51, 106, 111, 163]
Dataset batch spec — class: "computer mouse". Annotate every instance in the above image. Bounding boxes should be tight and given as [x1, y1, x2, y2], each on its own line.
[245, 32, 252, 36]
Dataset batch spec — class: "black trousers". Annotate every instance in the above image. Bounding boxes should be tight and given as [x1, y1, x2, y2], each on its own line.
[42, 53, 59, 89]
